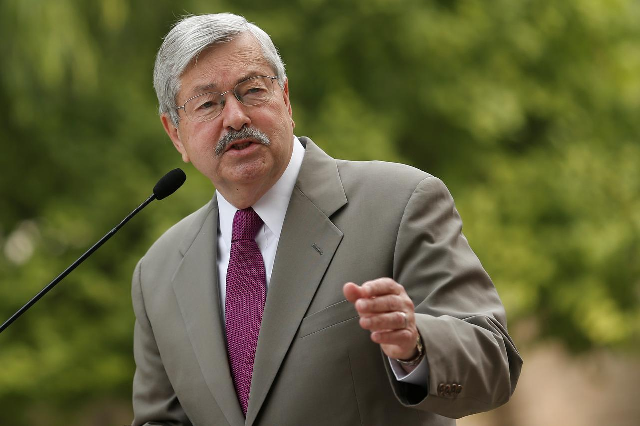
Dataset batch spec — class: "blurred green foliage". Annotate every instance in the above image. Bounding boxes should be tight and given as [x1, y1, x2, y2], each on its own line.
[1, 0, 639, 424]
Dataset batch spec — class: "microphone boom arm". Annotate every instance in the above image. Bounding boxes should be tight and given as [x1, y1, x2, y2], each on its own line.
[0, 194, 156, 333]
[0, 167, 185, 334]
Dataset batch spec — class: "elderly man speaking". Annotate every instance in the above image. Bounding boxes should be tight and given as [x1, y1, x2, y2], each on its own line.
[131, 12, 522, 426]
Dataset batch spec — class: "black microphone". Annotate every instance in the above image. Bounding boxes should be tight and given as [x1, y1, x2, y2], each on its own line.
[154, 167, 187, 199]
[0, 168, 187, 333]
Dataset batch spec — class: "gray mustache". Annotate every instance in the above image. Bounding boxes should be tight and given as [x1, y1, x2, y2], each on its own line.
[215, 127, 271, 156]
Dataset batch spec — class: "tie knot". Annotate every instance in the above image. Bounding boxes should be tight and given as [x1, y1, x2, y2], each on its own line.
[231, 207, 263, 242]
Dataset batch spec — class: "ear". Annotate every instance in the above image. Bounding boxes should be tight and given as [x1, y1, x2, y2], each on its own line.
[161, 113, 190, 163]
[282, 79, 295, 129]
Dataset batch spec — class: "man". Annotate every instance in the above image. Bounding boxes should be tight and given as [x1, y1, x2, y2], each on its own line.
[132, 13, 522, 426]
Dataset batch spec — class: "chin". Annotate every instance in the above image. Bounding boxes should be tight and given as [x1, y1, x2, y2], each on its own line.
[227, 159, 273, 184]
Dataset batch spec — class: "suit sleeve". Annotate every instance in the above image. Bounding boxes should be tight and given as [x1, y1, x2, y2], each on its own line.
[131, 259, 192, 426]
[385, 176, 522, 418]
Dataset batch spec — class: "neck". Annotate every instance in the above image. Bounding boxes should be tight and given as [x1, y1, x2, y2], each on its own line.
[219, 184, 270, 210]
[216, 163, 288, 209]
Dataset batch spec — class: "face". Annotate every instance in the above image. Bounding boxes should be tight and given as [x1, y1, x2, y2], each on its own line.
[161, 33, 295, 207]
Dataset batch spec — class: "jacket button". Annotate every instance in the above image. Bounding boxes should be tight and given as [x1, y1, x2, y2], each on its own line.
[444, 384, 451, 396]
[437, 383, 445, 396]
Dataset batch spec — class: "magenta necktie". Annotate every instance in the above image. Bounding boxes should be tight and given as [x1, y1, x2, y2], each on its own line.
[225, 207, 266, 415]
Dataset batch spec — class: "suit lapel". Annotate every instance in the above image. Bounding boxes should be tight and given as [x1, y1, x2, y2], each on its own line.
[246, 138, 347, 425]
[171, 199, 245, 426]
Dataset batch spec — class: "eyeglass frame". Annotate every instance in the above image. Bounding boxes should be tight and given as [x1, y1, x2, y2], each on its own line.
[175, 75, 279, 122]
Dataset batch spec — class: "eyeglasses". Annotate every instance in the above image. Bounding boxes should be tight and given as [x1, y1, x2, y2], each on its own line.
[176, 75, 278, 122]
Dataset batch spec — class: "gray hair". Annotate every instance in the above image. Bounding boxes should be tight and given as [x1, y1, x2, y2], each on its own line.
[153, 13, 287, 127]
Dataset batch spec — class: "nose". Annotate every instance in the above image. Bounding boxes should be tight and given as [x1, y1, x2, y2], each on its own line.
[220, 93, 251, 131]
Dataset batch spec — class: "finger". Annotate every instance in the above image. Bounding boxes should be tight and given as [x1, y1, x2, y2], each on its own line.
[370, 329, 415, 346]
[355, 294, 407, 314]
[343, 282, 365, 304]
[360, 311, 409, 331]
[360, 278, 404, 298]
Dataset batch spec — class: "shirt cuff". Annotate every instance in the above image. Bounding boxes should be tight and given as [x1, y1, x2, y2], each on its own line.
[388, 355, 430, 389]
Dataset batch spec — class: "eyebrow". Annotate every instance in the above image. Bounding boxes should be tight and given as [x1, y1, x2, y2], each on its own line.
[191, 83, 218, 95]
[188, 71, 270, 97]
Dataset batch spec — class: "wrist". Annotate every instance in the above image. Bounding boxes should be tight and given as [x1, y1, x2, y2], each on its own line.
[395, 333, 424, 367]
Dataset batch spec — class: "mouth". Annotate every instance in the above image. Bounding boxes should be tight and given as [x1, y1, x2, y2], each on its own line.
[225, 139, 256, 153]
[215, 127, 271, 156]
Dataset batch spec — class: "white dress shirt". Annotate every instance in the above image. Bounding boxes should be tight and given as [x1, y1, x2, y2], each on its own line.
[216, 136, 428, 387]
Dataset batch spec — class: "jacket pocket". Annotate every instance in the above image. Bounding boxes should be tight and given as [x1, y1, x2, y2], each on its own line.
[298, 299, 359, 338]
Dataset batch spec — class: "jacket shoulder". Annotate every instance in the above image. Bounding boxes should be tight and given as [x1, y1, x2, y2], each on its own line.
[143, 200, 214, 260]
[336, 158, 434, 199]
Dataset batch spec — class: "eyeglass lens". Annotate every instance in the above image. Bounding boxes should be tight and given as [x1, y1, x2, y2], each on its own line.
[184, 76, 275, 122]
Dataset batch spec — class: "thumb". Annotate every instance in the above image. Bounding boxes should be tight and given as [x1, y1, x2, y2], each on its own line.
[343, 282, 364, 304]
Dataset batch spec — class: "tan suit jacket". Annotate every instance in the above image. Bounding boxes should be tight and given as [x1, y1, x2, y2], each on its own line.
[131, 138, 522, 426]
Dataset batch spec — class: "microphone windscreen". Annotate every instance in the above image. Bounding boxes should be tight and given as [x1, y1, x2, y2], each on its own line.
[153, 168, 187, 200]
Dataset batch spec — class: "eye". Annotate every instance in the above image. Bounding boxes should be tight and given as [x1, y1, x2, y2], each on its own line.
[242, 84, 267, 96]
[196, 98, 218, 110]
[237, 77, 273, 105]
[186, 93, 222, 116]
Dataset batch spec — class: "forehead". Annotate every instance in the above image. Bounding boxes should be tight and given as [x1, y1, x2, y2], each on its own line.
[179, 33, 272, 99]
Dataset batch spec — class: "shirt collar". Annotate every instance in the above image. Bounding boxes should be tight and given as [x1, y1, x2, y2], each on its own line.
[217, 136, 306, 246]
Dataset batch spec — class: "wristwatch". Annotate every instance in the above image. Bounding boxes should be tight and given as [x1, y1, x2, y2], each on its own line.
[395, 333, 424, 366]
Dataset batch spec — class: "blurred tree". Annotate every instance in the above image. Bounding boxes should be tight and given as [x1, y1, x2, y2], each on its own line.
[0, 0, 638, 424]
